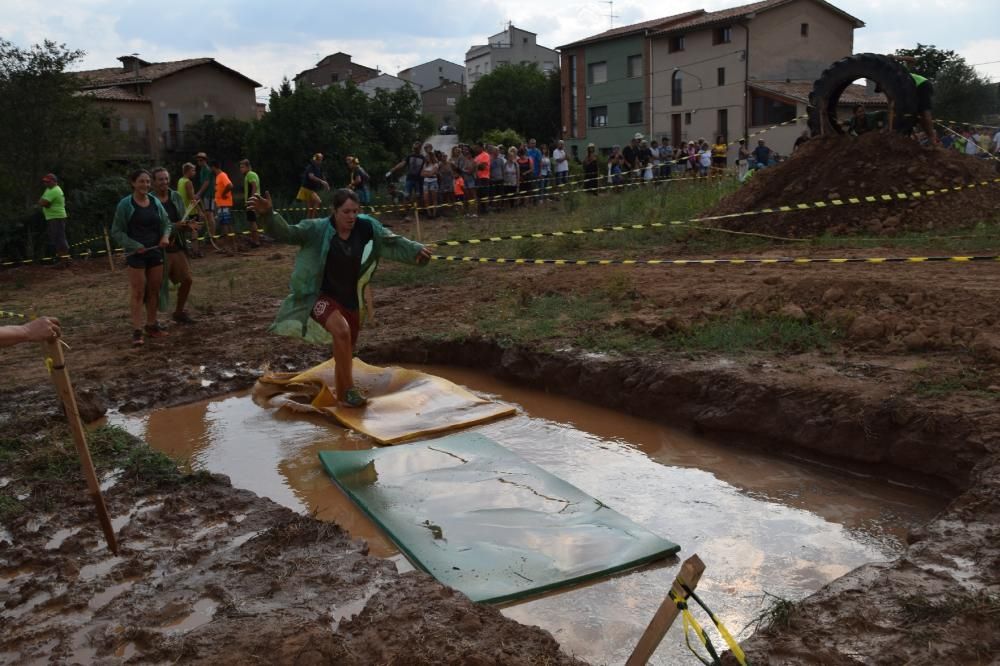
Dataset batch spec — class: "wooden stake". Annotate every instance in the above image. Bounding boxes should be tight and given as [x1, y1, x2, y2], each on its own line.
[626, 554, 706, 665]
[41, 339, 119, 554]
[103, 228, 116, 272]
[413, 201, 422, 242]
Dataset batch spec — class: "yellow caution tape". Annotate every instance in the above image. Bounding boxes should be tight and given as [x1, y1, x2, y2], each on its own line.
[1, 309, 28, 319]
[431, 254, 1000, 266]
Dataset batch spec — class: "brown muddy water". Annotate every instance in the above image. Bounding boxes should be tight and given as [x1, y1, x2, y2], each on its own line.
[110, 365, 945, 665]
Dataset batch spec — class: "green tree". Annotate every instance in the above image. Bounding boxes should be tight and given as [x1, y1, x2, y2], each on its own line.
[0, 39, 117, 258]
[894, 44, 996, 122]
[183, 116, 253, 165]
[456, 64, 560, 144]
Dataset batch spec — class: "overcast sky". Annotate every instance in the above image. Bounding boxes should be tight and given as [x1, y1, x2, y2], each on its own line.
[2, 0, 997, 100]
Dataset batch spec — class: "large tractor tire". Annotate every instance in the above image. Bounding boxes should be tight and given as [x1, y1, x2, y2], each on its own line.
[808, 53, 918, 137]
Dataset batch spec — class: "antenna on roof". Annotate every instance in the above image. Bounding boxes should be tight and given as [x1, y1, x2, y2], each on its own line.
[599, 0, 618, 28]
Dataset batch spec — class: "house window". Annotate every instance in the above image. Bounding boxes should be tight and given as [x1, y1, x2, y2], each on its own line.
[668, 35, 685, 53]
[717, 109, 728, 139]
[801, 23, 809, 37]
[751, 92, 797, 125]
[446, 97, 457, 106]
[588, 61, 607, 84]
[589, 105, 608, 128]
[569, 55, 578, 138]
[685, 112, 692, 125]
[717, 67, 725, 86]
[671, 71, 683, 106]
[330, 73, 339, 82]
[627, 54, 643, 79]
[628, 101, 643, 124]
[713, 26, 732, 45]
[119, 117, 130, 132]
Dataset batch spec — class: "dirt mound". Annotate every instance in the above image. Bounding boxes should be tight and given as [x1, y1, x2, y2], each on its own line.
[708, 132, 999, 237]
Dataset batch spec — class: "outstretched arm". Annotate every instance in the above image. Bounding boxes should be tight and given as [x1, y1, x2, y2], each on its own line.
[249, 192, 310, 244]
[0, 317, 61, 347]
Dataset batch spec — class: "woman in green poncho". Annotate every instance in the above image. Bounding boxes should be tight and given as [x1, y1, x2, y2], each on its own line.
[249, 188, 430, 407]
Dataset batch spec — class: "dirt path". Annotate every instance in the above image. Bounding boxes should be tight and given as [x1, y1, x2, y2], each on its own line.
[2, 186, 999, 663]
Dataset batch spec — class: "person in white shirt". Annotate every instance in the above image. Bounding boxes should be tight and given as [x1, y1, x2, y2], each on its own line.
[992, 128, 1000, 154]
[552, 140, 570, 190]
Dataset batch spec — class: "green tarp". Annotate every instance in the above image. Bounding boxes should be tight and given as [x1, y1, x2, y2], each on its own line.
[319, 432, 680, 603]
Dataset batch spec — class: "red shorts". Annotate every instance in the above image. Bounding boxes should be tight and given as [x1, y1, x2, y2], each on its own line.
[310, 295, 360, 345]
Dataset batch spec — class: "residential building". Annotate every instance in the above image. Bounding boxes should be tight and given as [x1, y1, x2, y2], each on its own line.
[558, 11, 704, 157]
[561, 0, 878, 158]
[294, 52, 378, 90]
[75, 55, 261, 158]
[422, 81, 466, 128]
[357, 73, 420, 98]
[398, 58, 465, 90]
[465, 24, 558, 90]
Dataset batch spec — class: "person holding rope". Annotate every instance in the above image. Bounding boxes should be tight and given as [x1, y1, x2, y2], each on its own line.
[177, 162, 204, 257]
[111, 169, 172, 347]
[248, 188, 431, 408]
[152, 166, 197, 325]
[0, 316, 61, 347]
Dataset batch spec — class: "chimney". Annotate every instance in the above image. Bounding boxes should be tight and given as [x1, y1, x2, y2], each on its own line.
[117, 55, 145, 74]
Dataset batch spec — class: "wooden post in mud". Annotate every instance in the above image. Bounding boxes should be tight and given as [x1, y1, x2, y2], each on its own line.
[103, 228, 115, 272]
[626, 554, 706, 666]
[41, 339, 119, 554]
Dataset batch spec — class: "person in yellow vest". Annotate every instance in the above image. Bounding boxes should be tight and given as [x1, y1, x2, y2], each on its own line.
[38, 173, 69, 266]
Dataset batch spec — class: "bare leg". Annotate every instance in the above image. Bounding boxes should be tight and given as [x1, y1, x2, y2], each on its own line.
[144, 264, 163, 326]
[176, 278, 192, 313]
[322, 310, 354, 403]
[127, 267, 146, 330]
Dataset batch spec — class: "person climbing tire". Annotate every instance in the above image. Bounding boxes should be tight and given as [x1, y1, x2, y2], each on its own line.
[808, 53, 918, 137]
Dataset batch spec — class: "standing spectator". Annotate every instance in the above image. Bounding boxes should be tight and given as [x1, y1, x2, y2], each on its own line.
[516, 148, 534, 205]
[474, 142, 491, 214]
[538, 144, 552, 200]
[623, 134, 641, 180]
[151, 167, 197, 325]
[552, 140, 570, 191]
[111, 169, 171, 347]
[698, 141, 712, 177]
[459, 145, 477, 217]
[657, 138, 673, 179]
[436, 151, 456, 216]
[298, 153, 330, 219]
[193, 153, 216, 244]
[638, 140, 653, 182]
[712, 135, 728, 173]
[608, 146, 625, 191]
[345, 156, 370, 206]
[489, 145, 505, 211]
[387, 142, 425, 209]
[212, 161, 236, 254]
[650, 140, 661, 181]
[38, 173, 69, 266]
[583, 144, 600, 196]
[965, 129, 980, 156]
[736, 139, 751, 181]
[992, 126, 1000, 154]
[240, 159, 262, 247]
[177, 163, 203, 257]
[503, 147, 519, 208]
[686, 141, 699, 173]
[526, 139, 542, 203]
[752, 140, 772, 169]
[419, 148, 439, 218]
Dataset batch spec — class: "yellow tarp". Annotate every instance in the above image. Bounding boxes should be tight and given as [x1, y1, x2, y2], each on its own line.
[255, 359, 516, 444]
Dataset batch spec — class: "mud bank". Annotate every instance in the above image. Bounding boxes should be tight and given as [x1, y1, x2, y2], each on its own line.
[365, 338, 1000, 665]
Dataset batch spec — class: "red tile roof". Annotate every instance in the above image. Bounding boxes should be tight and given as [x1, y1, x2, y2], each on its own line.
[751, 80, 887, 105]
[652, 0, 863, 36]
[559, 10, 706, 49]
[75, 57, 260, 88]
[75, 86, 149, 102]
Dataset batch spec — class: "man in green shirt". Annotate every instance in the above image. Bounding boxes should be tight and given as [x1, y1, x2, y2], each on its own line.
[240, 159, 262, 247]
[38, 173, 69, 265]
[846, 105, 888, 136]
[193, 152, 217, 244]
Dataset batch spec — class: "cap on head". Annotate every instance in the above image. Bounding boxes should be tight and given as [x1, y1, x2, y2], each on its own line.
[633, 132, 644, 141]
[313, 152, 323, 161]
[195, 152, 208, 160]
[587, 143, 596, 149]
[41, 173, 57, 185]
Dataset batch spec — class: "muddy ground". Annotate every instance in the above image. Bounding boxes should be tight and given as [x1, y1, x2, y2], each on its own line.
[2, 170, 1000, 664]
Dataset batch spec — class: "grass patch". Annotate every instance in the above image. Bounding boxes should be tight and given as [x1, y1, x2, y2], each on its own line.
[912, 367, 999, 398]
[667, 312, 837, 354]
[376, 261, 463, 287]
[0, 494, 23, 522]
[745, 591, 797, 635]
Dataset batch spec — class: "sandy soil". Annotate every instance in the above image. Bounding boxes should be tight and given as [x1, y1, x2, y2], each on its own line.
[2, 169, 1000, 663]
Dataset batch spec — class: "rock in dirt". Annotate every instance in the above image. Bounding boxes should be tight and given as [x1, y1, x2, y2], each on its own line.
[779, 303, 808, 321]
[902, 331, 930, 351]
[821, 287, 845, 304]
[848, 315, 884, 341]
[76, 389, 107, 423]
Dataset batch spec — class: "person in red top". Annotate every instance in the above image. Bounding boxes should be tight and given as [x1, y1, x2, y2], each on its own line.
[212, 161, 237, 254]
[473, 142, 491, 215]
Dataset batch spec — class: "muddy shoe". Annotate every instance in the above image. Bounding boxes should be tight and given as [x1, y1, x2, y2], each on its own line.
[172, 311, 195, 324]
[341, 387, 368, 408]
[145, 322, 169, 338]
[132, 329, 144, 347]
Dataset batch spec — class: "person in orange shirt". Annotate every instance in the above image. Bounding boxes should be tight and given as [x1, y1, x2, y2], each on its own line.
[473, 142, 491, 215]
[212, 161, 236, 254]
[453, 171, 465, 204]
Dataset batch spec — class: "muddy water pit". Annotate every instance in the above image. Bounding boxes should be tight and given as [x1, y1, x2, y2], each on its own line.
[112, 365, 945, 665]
